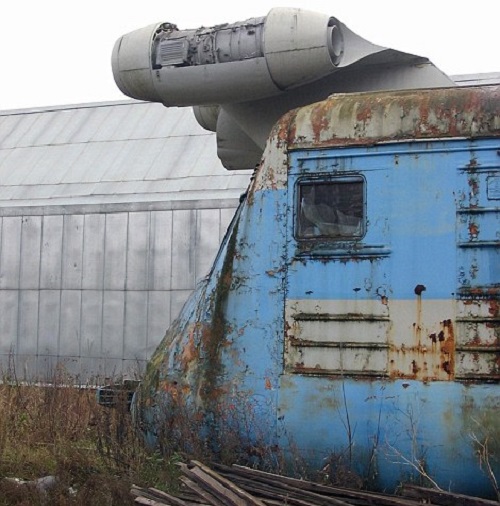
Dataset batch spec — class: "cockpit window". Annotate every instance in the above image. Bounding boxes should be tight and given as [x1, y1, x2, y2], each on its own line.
[297, 177, 365, 240]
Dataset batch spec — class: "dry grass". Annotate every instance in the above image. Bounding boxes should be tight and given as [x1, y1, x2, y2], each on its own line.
[0, 367, 179, 506]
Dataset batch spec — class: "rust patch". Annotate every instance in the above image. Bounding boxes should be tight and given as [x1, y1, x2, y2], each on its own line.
[468, 221, 479, 241]
[389, 288, 455, 381]
[181, 327, 199, 370]
[287, 86, 500, 150]
[489, 299, 499, 317]
[310, 100, 332, 142]
[468, 174, 480, 208]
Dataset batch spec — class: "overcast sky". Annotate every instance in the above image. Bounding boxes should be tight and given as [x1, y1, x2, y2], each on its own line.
[0, 1, 497, 110]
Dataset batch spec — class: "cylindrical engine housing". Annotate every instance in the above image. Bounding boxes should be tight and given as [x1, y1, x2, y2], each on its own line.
[112, 8, 345, 106]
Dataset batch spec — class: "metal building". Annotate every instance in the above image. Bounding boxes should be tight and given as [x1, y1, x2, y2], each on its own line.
[0, 100, 251, 382]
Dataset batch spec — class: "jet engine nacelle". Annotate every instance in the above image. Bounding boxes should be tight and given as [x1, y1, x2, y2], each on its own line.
[112, 8, 346, 106]
[112, 8, 454, 170]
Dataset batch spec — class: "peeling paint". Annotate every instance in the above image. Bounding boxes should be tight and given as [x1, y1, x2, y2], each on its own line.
[136, 86, 500, 499]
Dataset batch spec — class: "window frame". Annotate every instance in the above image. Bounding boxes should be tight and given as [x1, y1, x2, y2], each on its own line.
[294, 174, 366, 243]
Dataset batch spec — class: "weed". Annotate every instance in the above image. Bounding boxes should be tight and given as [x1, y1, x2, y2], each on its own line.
[0, 364, 179, 505]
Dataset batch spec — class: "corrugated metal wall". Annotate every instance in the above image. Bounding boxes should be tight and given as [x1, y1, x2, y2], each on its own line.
[0, 100, 250, 382]
[0, 203, 237, 382]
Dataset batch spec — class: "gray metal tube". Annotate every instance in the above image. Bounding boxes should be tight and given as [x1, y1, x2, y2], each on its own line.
[111, 8, 352, 106]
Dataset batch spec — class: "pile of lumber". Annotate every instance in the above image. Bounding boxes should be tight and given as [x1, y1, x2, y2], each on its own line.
[131, 460, 499, 506]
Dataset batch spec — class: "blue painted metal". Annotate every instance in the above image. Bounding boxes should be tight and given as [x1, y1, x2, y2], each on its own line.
[137, 86, 500, 498]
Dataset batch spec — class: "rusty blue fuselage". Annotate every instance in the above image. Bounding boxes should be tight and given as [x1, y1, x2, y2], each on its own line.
[138, 86, 500, 497]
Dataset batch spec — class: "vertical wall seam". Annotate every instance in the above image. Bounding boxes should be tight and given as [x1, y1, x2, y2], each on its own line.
[169, 210, 174, 327]
[35, 216, 44, 377]
[16, 216, 23, 371]
[57, 215, 65, 366]
[122, 212, 130, 372]
[78, 214, 86, 380]
[100, 213, 107, 376]
[145, 211, 152, 361]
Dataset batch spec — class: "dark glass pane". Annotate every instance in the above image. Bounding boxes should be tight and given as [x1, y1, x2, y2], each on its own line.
[298, 179, 364, 239]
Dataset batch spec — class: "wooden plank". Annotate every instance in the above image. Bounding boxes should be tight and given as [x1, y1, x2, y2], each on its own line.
[180, 476, 222, 506]
[223, 474, 354, 506]
[188, 466, 247, 506]
[198, 467, 355, 506]
[134, 496, 171, 506]
[400, 485, 500, 506]
[131, 484, 189, 505]
[222, 465, 421, 506]
[190, 461, 267, 506]
[132, 462, 498, 506]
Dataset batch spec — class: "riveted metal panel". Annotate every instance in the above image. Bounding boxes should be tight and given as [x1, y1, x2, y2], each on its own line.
[148, 211, 172, 291]
[286, 299, 391, 376]
[0, 217, 21, 289]
[40, 215, 63, 289]
[103, 213, 128, 290]
[455, 349, 499, 378]
[456, 300, 499, 346]
[123, 291, 149, 360]
[62, 215, 84, 289]
[455, 158, 500, 380]
[19, 216, 42, 289]
[126, 212, 150, 290]
[290, 317, 390, 343]
[82, 214, 105, 290]
[80, 290, 103, 358]
[171, 210, 196, 290]
[59, 290, 82, 357]
[17, 290, 39, 355]
[37, 290, 60, 355]
[0, 290, 18, 353]
[102, 290, 125, 359]
[290, 345, 388, 374]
